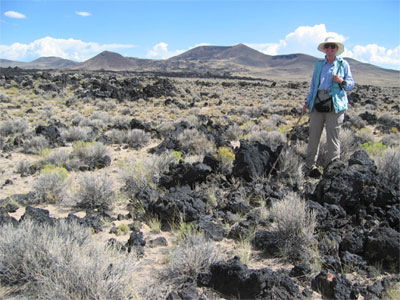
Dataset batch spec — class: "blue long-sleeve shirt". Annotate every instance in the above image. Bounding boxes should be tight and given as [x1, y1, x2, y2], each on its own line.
[306, 56, 355, 103]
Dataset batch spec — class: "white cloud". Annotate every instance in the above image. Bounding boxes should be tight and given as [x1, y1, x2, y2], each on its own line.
[147, 42, 185, 59]
[247, 24, 400, 70]
[76, 11, 91, 17]
[344, 44, 400, 70]
[248, 24, 347, 57]
[4, 11, 26, 19]
[0, 36, 135, 61]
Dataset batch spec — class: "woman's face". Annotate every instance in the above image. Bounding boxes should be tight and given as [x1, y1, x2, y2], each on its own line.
[323, 43, 338, 56]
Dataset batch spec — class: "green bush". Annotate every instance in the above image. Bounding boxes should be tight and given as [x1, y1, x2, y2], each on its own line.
[362, 141, 388, 156]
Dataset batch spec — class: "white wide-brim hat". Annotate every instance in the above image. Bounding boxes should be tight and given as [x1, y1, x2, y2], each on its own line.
[318, 37, 345, 56]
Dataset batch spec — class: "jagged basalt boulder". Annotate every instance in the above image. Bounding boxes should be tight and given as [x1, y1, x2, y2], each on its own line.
[159, 162, 211, 189]
[364, 227, 400, 272]
[232, 140, 281, 181]
[148, 186, 209, 230]
[311, 271, 355, 300]
[0, 208, 18, 226]
[35, 124, 65, 147]
[20, 206, 56, 226]
[198, 257, 304, 299]
[126, 230, 146, 256]
[313, 151, 398, 215]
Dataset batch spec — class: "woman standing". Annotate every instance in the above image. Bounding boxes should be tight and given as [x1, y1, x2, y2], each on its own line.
[303, 37, 355, 177]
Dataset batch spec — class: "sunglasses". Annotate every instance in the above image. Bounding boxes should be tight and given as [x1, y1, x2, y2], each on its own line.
[324, 44, 337, 49]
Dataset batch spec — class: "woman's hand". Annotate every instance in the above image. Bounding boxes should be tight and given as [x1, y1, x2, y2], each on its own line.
[333, 74, 344, 84]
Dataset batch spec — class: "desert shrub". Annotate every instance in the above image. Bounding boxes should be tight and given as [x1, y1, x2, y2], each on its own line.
[74, 172, 115, 210]
[116, 224, 130, 236]
[226, 124, 243, 141]
[386, 282, 400, 300]
[162, 231, 223, 286]
[31, 166, 68, 204]
[61, 126, 92, 142]
[276, 148, 304, 187]
[40, 148, 70, 167]
[347, 112, 367, 129]
[356, 128, 375, 144]
[381, 133, 400, 147]
[177, 128, 214, 155]
[0, 119, 28, 137]
[87, 118, 107, 130]
[22, 135, 49, 154]
[71, 141, 111, 170]
[378, 112, 396, 125]
[91, 110, 112, 124]
[376, 147, 400, 189]
[107, 129, 127, 144]
[157, 121, 176, 137]
[71, 113, 86, 126]
[111, 115, 131, 129]
[268, 192, 317, 263]
[0, 219, 137, 299]
[317, 128, 358, 166]
[337, 128, 359, 162]
[216, 146, 235, 173]
[15, 160, 33, 177]
[125, 129, 150, 149]
[122, 151, 178, 200]
[122, 158, 160, 200]
[249, 130, 285, 151]
[361, 141, 388, 156]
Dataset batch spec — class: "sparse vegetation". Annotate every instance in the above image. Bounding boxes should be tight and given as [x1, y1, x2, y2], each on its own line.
[376, 147, 400, 188]
[1, 69, 399, 299]
[268, 192, 317, 263]
[0, 220, 138, 299]
[31, 165, 68, 204]
[74, 172, 115, 211]
[162, 231, 224, 286]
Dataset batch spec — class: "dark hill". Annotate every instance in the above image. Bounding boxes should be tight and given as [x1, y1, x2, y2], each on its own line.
[73, 51, 137, 71]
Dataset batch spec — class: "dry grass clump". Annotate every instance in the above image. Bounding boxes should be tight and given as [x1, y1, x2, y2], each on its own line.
[0, 219, 138, 300]
[249, 130, 285, 151]
[61, 125, 92, 142]
[376, 147, 400, 189]
[276, 148, 305, 186]
[40, 148, 70, 167]
[177, 128, 215, 155]
[31, 165, 68, 204]
[268, 192, 317, 263]
[22, 135, 49, 154]
[162, 231, 224, 285]
[125, 129, 150, 149]
[0, 119, 28, 136]
[122, 152, 178, 199]
[74, 172, 115, 211]
[69, 141, 111, 170]
[317, 128, 359, 166]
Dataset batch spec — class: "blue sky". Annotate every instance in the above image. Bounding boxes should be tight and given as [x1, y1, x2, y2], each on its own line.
[1, 0, 399, 70]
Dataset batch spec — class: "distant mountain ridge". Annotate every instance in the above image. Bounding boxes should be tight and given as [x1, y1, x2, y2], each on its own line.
[1, 44, 398, 86]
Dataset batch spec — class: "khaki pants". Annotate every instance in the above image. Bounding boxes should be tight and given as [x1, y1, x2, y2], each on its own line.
[306, 110, 345, 168]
